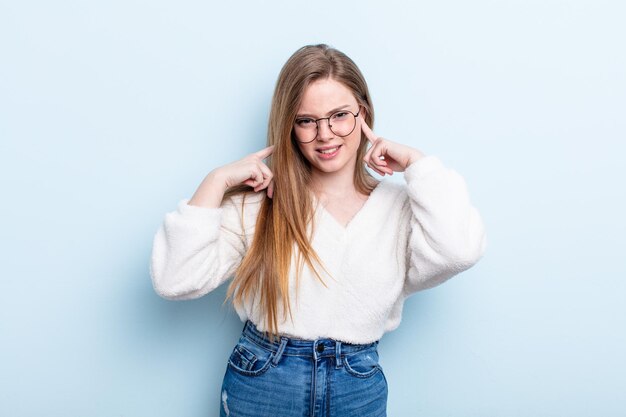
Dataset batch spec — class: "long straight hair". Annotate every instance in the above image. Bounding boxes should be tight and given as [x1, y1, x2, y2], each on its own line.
[225, 44, 376, 338]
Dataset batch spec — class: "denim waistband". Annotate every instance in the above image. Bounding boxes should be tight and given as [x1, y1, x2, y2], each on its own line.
[241, 320, 378, 360]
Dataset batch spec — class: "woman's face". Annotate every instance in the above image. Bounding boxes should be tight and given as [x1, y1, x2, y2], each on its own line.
[293, 78, 363, 179]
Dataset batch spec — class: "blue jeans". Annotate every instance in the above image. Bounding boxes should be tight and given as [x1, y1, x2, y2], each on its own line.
[219, 320, 388, 417]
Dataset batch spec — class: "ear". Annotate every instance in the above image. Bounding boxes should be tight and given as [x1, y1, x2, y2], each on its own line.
[358, 104, 372, 130]
[359, 104, 368, 121]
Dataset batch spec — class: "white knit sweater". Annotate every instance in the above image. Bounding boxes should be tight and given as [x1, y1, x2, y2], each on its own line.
[150, 156, 486, 344]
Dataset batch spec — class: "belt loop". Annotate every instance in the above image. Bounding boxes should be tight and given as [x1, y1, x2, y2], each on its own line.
[272, 337, 288, 366]
[335, 341, 343, 369]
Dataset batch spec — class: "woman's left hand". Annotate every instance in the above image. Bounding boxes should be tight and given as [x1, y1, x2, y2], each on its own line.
[361, 119, 424, 176]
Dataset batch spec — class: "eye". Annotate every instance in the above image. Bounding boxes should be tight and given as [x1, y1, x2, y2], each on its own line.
[296, 118, 315, 127]
[331, 111, 350, 120]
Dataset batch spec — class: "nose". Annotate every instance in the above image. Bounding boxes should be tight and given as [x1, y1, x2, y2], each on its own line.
[316, 118, 334, 141]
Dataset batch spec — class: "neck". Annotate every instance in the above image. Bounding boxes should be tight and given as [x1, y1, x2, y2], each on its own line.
[310, 168, 358, 198]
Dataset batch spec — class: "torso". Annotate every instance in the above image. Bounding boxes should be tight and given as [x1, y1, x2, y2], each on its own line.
[316, 191, 369, 228]
[233, 178, 411, 343]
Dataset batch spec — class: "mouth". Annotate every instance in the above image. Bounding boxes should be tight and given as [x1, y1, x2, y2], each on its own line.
[316, 145, 342, 155]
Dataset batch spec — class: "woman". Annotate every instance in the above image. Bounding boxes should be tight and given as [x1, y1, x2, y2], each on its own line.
[150, 44, 486, 416]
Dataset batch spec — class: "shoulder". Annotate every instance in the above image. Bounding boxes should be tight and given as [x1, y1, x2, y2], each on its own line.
[374, 178, 407, 198]
[373, 177, 409, 204]
[222, 191, 266, 233]
[403, 155, 448, 181]
[224, 190, 266, 211]
[367, 178, 411, 216]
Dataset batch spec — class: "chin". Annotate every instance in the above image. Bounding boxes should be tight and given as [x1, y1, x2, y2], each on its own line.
[313, 157, 355, 175]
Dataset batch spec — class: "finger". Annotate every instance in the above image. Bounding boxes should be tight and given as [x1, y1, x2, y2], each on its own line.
[360, 119, 378, 144]
[267, 180, 274, 199]
[363, 142, 376, 161]
[370, 153, 388, 168]
[258, 162, 273, 178]
[364, 143, 393, 175]
[244, 168, 264, 188]
[253, 174, 267, 192]
[380, 165, 394, 175]
[253, 145, 275, 160]
[365, 161, 387, 176]
[365, 155, 393, 176]
[363, 151, 385, 176]
[364, 140, 388, 169]
[243, 176, 260, 188]
[255, 164, 273, 192]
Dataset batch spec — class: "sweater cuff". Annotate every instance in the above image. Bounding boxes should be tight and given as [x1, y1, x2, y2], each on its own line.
[177, 198, 223, 218]
[403, 155, 444, 182]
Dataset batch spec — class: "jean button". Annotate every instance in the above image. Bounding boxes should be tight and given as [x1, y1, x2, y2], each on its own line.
[316, 344, 324, 353]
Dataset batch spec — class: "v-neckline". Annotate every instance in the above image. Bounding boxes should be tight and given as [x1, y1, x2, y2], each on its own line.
[313, 181, 383, 232]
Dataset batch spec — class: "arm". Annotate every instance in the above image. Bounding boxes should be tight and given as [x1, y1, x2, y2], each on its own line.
[149, 194, 259, 300]
[360, 118, 486, 292]
[150, 146, 273, 300]
[402, 156, 487, 294]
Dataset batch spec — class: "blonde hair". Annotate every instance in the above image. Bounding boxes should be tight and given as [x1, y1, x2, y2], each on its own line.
[225, 44, 376, 338]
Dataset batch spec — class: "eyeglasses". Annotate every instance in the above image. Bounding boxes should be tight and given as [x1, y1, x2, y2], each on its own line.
[293, 107, 361, 143]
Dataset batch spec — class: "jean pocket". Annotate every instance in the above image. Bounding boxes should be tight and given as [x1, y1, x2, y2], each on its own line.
[227, 337, 274, 377]
[343, 348, 382, 378]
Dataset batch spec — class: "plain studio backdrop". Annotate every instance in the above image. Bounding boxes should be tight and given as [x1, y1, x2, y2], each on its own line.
[1, 0, 624, 416]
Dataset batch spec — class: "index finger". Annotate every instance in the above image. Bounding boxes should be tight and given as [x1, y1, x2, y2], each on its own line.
[254, 145, 275, 159]
[360, 118, 378, 144]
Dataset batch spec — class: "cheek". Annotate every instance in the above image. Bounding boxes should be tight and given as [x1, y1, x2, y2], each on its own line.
[346, 132, 364, 152]
[296, 143, 315, 162]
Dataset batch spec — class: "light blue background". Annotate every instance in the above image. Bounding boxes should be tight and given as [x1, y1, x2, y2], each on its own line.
[1, 0, 625, 416]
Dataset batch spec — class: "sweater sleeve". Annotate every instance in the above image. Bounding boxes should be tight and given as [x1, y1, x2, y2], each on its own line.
[402, 155, 487, 294]
[149, 194, 260, 300]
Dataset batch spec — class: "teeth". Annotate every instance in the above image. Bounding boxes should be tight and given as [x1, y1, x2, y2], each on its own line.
[319, 147, 339, 154]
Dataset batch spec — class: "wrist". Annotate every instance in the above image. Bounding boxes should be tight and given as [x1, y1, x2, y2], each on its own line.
[205, 169, 230, 193]
[406, 149, 425, 167]
[188, 170, 229, 208]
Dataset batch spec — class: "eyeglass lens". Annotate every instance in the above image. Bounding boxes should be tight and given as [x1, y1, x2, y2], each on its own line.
[295, 111, 357, 143]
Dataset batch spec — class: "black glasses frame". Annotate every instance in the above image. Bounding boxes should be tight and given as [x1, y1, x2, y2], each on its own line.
[294, 106, 362, 144]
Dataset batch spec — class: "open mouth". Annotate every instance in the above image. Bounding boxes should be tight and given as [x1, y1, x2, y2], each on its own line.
[316, 145, 342, 155]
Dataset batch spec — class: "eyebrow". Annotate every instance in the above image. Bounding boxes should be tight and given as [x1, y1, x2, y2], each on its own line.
[296, 104, 352, 119]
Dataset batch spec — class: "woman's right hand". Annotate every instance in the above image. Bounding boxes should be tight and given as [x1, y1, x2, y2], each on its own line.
[189, 146, 275, 208]
[219, 145, 275, 195]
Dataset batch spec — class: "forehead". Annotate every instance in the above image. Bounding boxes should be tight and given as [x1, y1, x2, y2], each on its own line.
[298, 78, 357, 114]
